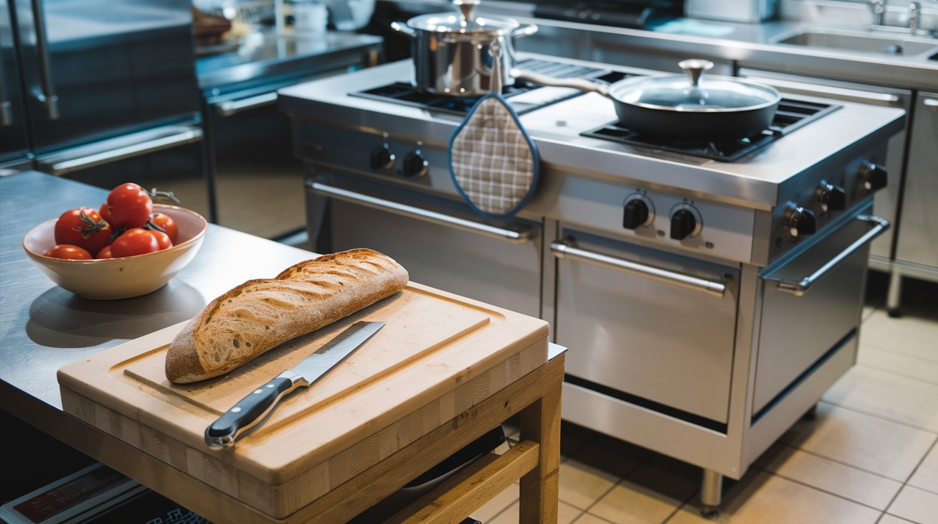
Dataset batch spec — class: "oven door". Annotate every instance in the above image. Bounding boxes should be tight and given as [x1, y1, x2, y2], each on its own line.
[754, 207, 889, 416]
[552, 227, 739, 428]
[307, 175, 543, 319]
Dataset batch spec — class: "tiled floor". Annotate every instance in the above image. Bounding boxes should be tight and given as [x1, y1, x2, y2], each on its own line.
[475, 272, 938, 524]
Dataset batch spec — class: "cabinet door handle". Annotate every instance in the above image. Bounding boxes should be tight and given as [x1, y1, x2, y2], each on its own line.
[0, 49, 11, 126]
[550, 239, 727, 297]
[40, 125, 203, 175]
[29, 0, 59, 120]
[309, 181, 537, 244]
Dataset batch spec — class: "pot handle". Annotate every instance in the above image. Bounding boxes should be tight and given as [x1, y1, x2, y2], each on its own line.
[512, 23, 539, 38]
[510, 68, 610, 97]
[390, 20, 416, 38]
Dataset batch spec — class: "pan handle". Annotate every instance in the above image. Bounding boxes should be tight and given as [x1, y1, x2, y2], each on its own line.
[390, 21, 416, 38]
[510, 68, 610, 97]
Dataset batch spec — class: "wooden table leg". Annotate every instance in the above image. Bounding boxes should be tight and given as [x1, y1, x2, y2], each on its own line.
[519, 354, 563, 524]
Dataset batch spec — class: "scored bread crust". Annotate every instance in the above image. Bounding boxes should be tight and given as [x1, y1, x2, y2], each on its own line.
[165, 249, 409, 384]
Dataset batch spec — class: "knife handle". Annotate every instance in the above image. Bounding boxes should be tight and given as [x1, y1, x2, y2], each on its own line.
[204, 375, 304, 449]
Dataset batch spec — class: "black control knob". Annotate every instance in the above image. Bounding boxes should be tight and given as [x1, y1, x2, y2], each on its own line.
[815, 182, 846, 213]
[670, 209, 697, 240]
[622, 199, 650, 230]
[858, 161, 888, 193]
[785, 205, 817, 238]
[370, 144, 395, 170]
[402, 150, 429, 178]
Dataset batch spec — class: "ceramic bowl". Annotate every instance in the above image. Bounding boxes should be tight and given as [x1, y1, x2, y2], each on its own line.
[23, 204, 208, 300]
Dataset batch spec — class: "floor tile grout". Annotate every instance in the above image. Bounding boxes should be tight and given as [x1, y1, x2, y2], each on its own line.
[819, 398, 938, 437]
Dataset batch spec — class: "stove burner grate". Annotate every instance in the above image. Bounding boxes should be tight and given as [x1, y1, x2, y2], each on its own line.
[582, 99, 841, 162]
[352, 58, 612, 116]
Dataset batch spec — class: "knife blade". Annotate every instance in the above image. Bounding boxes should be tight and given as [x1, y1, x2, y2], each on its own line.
[204, 320, 385, 449]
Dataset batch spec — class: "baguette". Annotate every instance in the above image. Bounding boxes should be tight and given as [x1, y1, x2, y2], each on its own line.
[165, 249, 409, 384]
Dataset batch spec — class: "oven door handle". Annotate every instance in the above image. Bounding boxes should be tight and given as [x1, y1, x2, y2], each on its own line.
[214, 92, 279, 117]
[770, 215, 890, 296]
[310, 182, 537, 244]
[550, 239, 727, 297]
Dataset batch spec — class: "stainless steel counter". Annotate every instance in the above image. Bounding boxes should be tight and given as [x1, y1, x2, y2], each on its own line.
[0, 171, 315, 410]
[196, 29, 383, 90]
[467, 1, 938, 90]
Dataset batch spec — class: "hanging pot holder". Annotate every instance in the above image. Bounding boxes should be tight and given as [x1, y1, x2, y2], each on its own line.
[449, 93, 540, 217]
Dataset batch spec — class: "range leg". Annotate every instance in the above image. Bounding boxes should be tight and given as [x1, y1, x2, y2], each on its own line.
[700, 469, 722, 518]
[887, 270, 902, 317]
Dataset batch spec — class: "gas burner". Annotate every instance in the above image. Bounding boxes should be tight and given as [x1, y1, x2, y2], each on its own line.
[352, 58, 612, 116]
[582, 99, 842, 162]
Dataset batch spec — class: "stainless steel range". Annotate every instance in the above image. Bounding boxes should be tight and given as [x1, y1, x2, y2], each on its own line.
[278, 52, 904, 511]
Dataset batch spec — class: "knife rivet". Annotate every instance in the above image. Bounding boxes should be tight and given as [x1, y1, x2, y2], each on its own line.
[254, 389, 263, 394]
[232, 407, 242, 413]
[267, 384, 275, 388]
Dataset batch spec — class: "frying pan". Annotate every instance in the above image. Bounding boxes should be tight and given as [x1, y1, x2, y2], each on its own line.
[511, 59, 781, 141]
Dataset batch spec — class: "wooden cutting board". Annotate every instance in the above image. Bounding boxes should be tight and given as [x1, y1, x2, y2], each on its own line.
[57, 282, 549, 519]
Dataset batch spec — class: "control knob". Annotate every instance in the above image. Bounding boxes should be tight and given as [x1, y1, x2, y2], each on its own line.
[858, 161, 887, 193]
[814, 181, 846, 213]
[784, 204, 817, 238]
[370, 144, 395, 170]
[670, 208, 698, 240]
[622, 196, 653, 230]
[402, 149, 429, 178]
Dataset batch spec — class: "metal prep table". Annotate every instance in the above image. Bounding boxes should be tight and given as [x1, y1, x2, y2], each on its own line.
[0, 171, 564, 524]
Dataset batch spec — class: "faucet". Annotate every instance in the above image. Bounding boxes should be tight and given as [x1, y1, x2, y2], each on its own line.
[869, 0, 886, 26]
[908, 1, 921, 31]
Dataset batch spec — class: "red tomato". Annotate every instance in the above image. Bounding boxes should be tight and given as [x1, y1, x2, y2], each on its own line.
[149, 212, 179, 243]
[43, 244, 93, 260]
[105, 183, 153, 229]
[98, 202, 111, 223]
[96, 245, 114, 259]
[151, 230, 173, 250]
[54, 208, 111, 255]
[111, 228, 160, 257]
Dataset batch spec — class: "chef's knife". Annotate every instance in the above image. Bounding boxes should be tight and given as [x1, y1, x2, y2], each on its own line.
[204, 321, 385, 449]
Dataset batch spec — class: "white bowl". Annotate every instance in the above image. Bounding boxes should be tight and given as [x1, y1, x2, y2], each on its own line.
[23, 204, 208, 300]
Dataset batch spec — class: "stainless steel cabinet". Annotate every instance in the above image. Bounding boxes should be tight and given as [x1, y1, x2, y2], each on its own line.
[892, 92, 938, 300]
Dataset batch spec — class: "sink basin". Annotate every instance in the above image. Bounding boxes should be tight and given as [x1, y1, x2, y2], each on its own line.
[773, 28, 938, 56]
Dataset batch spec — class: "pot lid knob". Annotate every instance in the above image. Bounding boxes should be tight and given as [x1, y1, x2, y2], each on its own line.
[454, 0, 480, 23]
[678, 59, 714, 87]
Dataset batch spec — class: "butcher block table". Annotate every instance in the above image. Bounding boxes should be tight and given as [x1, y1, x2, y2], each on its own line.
[0, 172, 564, 524]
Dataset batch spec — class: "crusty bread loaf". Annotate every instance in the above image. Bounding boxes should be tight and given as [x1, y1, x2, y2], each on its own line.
[165, 249, 408, 384]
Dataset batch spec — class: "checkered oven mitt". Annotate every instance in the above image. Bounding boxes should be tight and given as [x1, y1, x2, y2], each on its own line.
[449, 93, 539, 217]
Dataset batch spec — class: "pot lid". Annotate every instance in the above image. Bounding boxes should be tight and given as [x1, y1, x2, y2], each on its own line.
[406, 0, 520, 35]
[612, 59, 780, 112]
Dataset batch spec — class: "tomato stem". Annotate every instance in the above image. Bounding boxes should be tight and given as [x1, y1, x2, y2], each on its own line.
[147, 188, 181, 205]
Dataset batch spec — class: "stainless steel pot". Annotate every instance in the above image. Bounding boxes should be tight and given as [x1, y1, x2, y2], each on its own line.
[390, 0, 537, 96]
[513, 59, 781, 141]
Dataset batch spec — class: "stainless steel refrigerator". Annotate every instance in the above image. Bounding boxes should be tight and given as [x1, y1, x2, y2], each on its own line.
[0, 0, 210, 218]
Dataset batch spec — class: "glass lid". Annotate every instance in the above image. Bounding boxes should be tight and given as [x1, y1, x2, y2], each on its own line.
[611, 59, 780, 112]
[406, 0, 520, 35]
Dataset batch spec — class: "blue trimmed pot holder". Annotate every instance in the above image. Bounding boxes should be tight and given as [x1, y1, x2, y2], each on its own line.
[449, 93, 540, 217]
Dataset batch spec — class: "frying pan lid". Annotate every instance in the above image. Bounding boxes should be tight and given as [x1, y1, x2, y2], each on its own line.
[610, 59, 780, 113]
